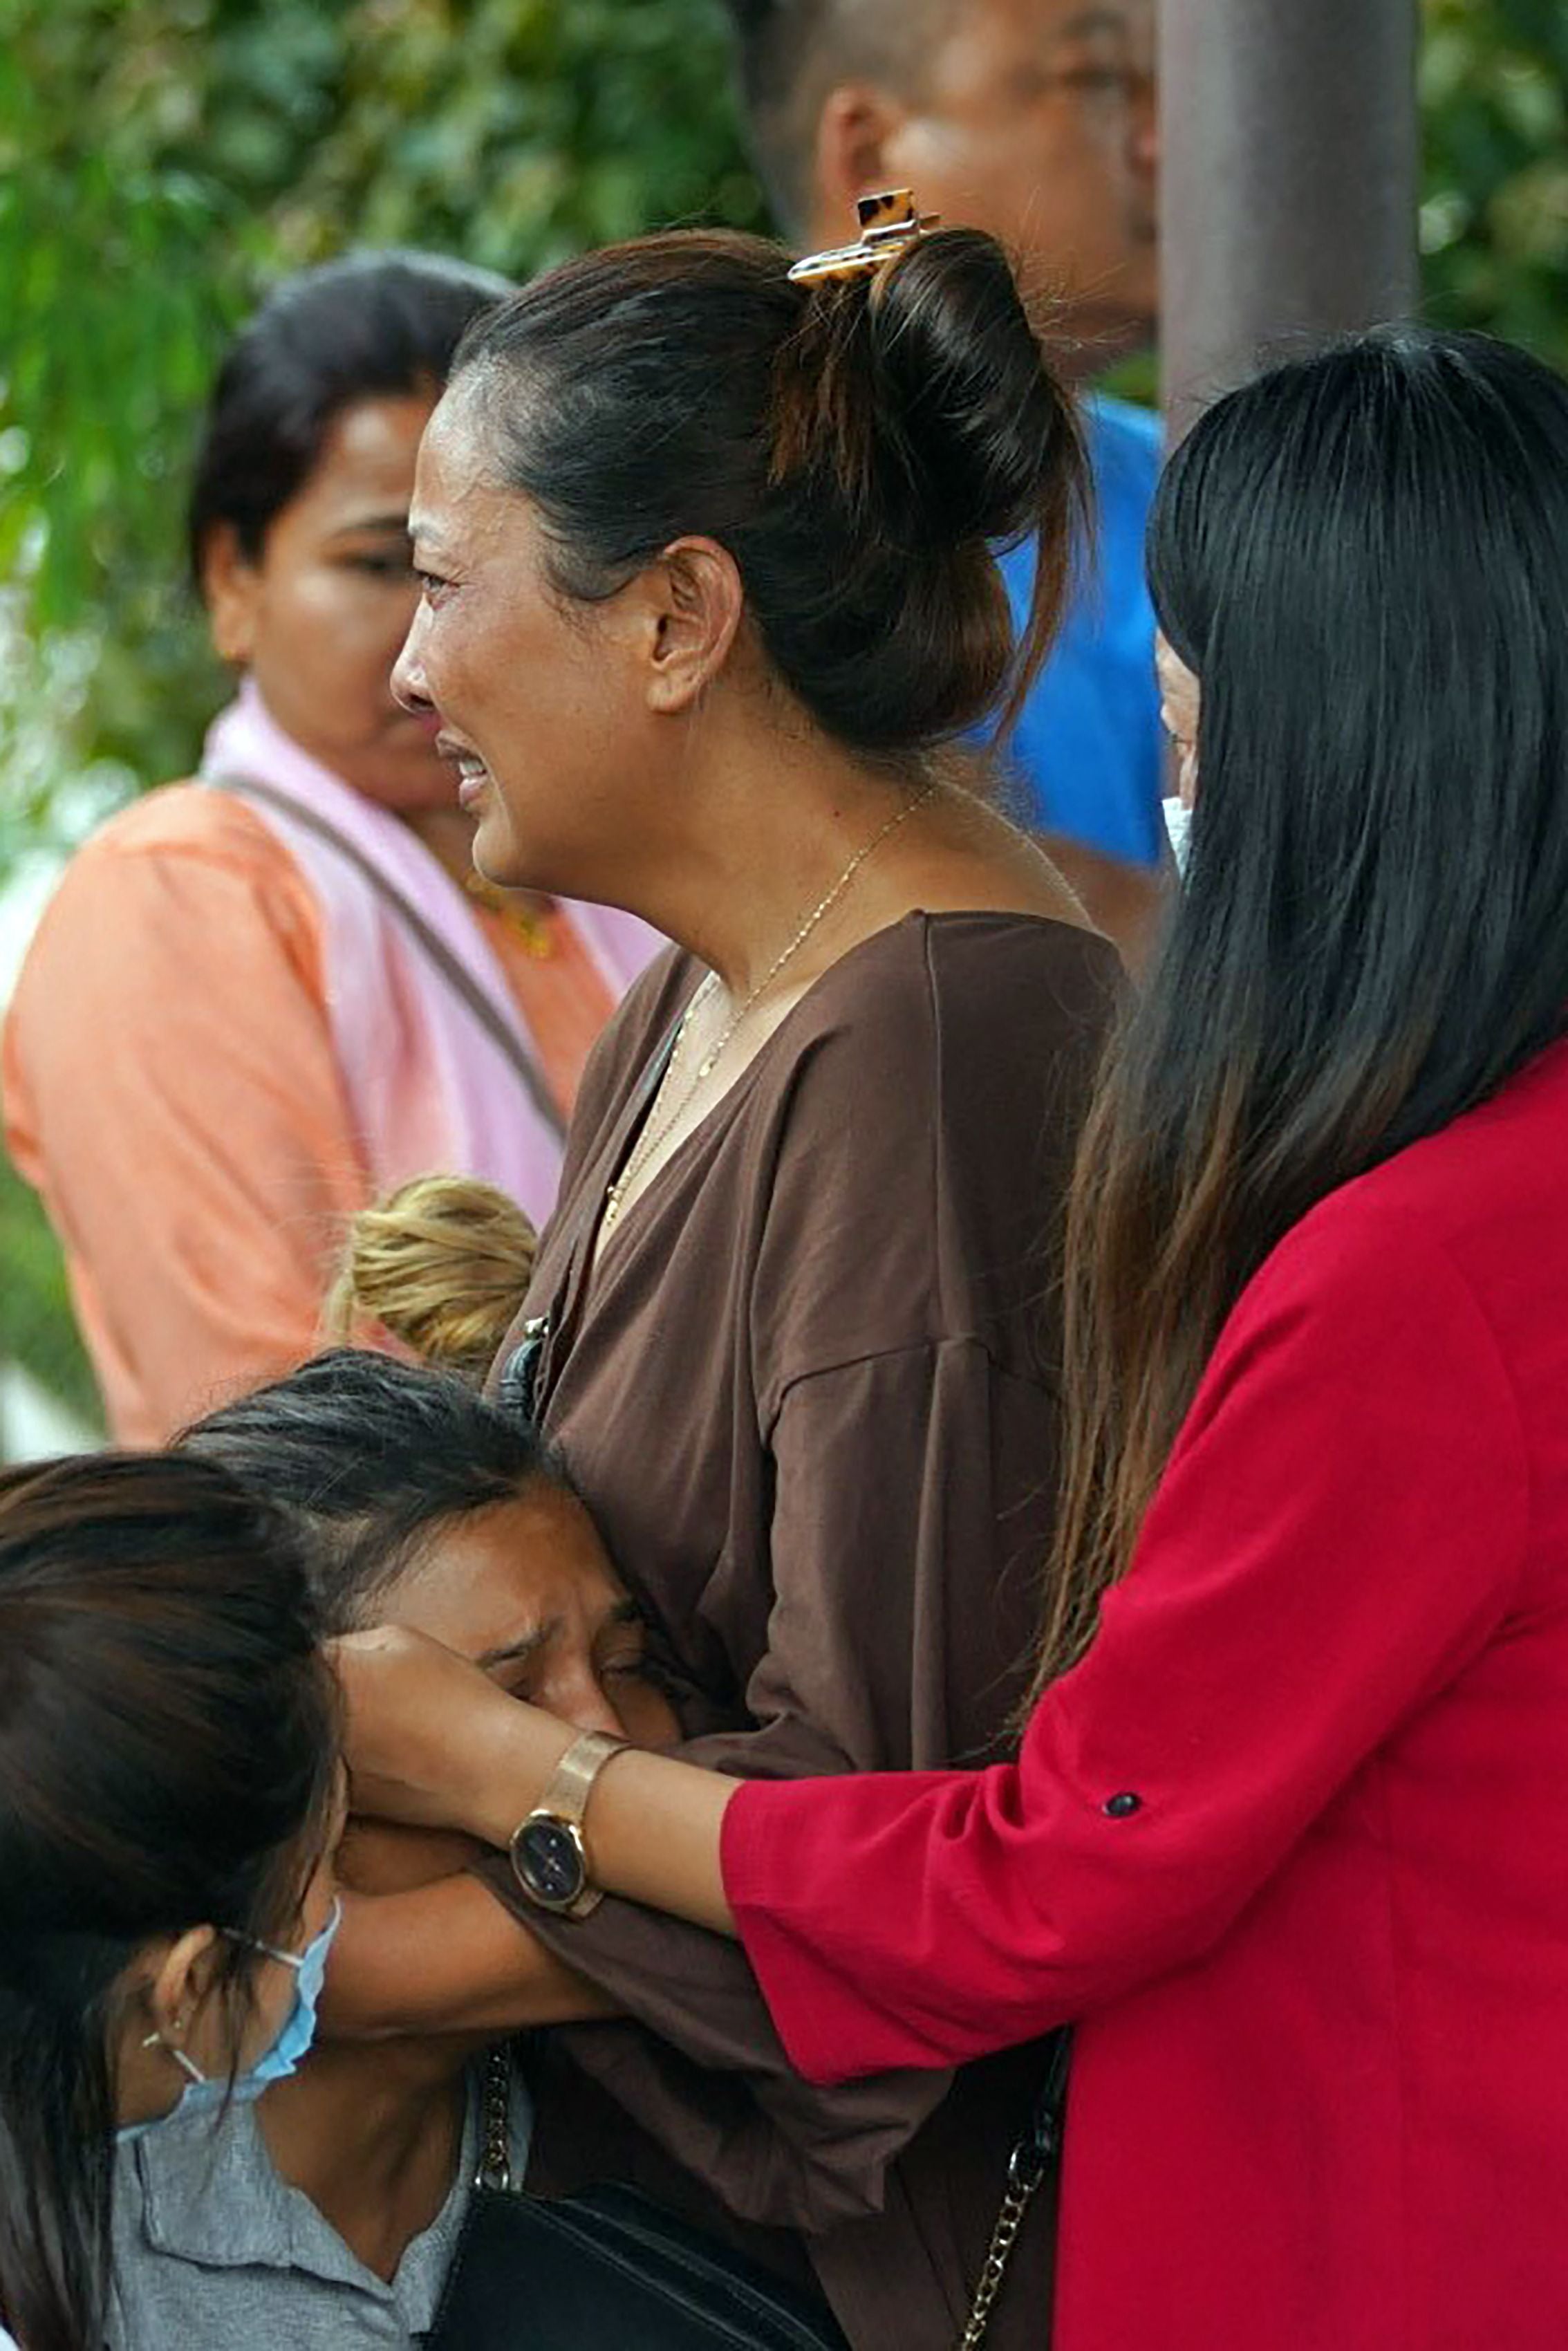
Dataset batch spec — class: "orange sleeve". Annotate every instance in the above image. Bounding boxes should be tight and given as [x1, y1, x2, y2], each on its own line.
[2, 788, 368, 1443]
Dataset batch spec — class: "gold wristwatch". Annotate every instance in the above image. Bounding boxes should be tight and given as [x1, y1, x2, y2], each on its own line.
[507, 1729, 628, 1918]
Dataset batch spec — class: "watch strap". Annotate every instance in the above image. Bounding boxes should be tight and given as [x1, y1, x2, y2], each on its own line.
[534, 1728, 628, 1828]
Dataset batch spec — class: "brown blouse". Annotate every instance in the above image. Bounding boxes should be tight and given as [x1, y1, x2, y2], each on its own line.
[480, 911, 1121, 2349]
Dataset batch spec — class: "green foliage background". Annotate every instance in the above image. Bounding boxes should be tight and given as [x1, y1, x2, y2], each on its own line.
[1, 0, 1566, 1422]
[0, 0, 769, 821]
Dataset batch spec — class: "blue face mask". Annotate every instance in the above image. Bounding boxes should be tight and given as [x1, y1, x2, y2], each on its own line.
[119, 1897, 341, 2144]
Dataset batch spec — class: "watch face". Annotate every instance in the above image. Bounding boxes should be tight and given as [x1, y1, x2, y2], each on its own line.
[514, 1816, 586, 1908]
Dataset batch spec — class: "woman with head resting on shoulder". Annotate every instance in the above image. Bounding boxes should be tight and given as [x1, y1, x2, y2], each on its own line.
[1, 250, 657, 1449]
[327, 211, 1124, 2350]
[0, 1452, 338, 2351]
[93, 1348, 682, 2351]
[342, 325, 1568, 2351]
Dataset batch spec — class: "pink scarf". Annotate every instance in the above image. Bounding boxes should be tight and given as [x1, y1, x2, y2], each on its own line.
[201, 683, 657, 1225]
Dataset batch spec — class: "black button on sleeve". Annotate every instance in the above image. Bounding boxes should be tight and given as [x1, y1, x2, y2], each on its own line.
[1103, 1791, 1143, 1819]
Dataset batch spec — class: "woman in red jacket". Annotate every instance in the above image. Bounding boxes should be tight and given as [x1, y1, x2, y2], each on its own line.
[337, 326, 1568, 2350]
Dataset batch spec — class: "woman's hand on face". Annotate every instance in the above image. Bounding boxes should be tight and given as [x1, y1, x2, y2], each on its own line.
[333, 1626, 740, 1936]
[329, 1625, 573, 1843]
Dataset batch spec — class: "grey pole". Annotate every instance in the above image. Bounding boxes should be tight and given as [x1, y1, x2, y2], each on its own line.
[1161, 0, 1421, 438]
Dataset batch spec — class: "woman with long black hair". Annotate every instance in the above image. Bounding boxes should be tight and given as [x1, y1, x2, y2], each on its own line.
[340, 325, 1568, 2350]
[0, 1456, 338, 2351]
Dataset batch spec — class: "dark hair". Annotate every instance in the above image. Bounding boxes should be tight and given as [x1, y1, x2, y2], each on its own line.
[1036, 324, 1568, 1690]
[187, 248, 512, 587]
[449, 226, 1084, 763]
[180, 1349, 558, 1634]
[724, 0, 955, 236]
[0, 1453, 336, 2351]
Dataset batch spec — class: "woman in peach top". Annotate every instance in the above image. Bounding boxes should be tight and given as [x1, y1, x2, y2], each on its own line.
[2, 253, 654, 1444]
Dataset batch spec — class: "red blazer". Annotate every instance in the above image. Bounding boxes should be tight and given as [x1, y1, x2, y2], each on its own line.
[723, 1035, 1568, 2350]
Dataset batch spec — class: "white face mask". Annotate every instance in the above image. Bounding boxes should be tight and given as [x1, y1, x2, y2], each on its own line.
[1155, 635, 1201, 876]
[1161, 794, 1193, 879]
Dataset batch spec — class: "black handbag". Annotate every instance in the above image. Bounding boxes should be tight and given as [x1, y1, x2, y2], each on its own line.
[429, 2175, 850, 2350]
[426, 2050, 847, 2348]
[426, 2040, 1068, 2351]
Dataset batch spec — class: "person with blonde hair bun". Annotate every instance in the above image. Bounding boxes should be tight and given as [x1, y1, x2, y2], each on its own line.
[326, 1173, 537, 1385]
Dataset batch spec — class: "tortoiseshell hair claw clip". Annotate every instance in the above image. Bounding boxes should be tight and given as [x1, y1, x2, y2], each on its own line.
[787, 188, 942, 286]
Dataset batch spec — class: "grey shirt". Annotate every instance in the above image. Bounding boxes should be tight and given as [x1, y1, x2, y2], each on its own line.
[109, 2059, 532, 2350]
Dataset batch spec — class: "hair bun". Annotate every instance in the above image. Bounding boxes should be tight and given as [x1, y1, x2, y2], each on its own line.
[865, 227, 1076, 550]
[324, 1173, 536, 1386]
[765, 223, 1086, 741]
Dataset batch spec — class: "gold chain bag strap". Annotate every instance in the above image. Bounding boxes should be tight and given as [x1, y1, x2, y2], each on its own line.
[957, 2032, 1071, 2349]
[478, 2045, 515, 2192]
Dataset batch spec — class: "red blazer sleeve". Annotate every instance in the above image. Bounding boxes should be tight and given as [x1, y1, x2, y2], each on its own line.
[722, 1209, 1531, 2083]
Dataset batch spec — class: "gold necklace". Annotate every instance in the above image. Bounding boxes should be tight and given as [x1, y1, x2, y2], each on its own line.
[465, 872, 557, 958]
[601, 781, 939, 1235]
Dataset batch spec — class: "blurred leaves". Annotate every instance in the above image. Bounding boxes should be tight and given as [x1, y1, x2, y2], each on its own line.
[0, 1155, 100, 1427]
[0, 0, 766, 830]
[1421, 0, 1568, 358]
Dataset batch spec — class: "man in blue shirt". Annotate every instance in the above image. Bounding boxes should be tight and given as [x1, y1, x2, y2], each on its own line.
[724, 0, 1164, 958]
